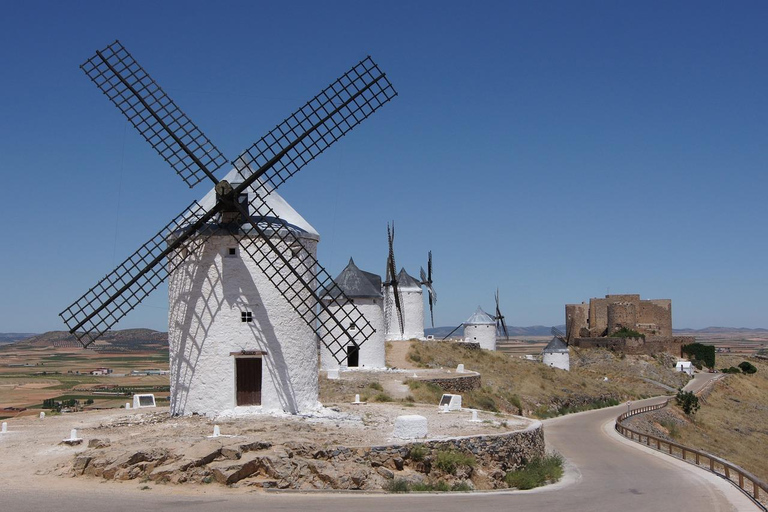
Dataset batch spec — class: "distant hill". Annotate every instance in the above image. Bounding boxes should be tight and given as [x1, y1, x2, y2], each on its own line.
[8, 328, 167, 350]
[0, 333, 37, 345]
[426, 325, 564, 338]
[674, 327, 768, 334]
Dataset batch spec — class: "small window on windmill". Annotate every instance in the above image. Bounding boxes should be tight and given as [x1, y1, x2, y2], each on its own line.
[241, 311, 253, 323]
[348, 322, 357, 331]
[227, 247, 237, 257]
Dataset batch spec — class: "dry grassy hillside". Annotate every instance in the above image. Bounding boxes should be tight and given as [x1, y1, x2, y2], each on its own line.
[322, 341, 689, 419]
[627, 356, 768, 481]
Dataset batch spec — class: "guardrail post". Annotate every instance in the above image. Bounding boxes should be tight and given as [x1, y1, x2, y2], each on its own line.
[682, 448, 686, 461]
[710, 458, 714, 471]
[725, 466, 730, 480]
[695, 452, 699, 465]
[754, 481, 759, 500]
[656, 439, 660, 450]
[739, 472, 743, 489]
[669, 443, 673, 455]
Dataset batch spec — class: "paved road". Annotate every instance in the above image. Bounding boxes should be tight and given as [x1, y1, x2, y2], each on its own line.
[1, 376, 754, 511]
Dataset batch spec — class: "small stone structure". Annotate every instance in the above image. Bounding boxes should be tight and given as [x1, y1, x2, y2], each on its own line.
[565, 294, 694, 356]
[393, 415, 428, 439]
[438, 394, 463, 411]
[132, 394, 156, 409]
[418, 373, 481, 393]
[542, 337, 569, 371]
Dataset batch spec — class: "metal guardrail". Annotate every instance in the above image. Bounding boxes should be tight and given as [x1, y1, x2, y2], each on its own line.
[615, 399, 768, 510]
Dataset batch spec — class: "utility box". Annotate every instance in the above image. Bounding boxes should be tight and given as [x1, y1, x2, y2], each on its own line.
[133, 394, 156, 409]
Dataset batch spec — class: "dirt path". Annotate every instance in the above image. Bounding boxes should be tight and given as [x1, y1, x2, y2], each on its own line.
[385, 341, 416, 369]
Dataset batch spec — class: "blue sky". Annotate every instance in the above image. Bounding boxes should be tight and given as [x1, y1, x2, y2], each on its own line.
[1, 1, 766, 333]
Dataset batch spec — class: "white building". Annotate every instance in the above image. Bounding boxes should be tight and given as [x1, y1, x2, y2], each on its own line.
[676, 360, 694, 376]
[384, 268, 424, 340]
[463, 307, 497, 350]
[319, 258, 385, 369]
[542, 337, 570, 371]
[167, 169, 320, 416]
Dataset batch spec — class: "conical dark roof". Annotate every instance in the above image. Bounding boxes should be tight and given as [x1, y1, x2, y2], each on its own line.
[542, 337, 569, 353]
[397, 267, 422, 289]
[325, 258, 382, 299]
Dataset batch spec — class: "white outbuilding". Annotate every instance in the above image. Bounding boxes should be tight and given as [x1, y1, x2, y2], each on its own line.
[319, 258, 385, 369]
[167, 169, 320, 417]
[676, 360, 694, 376]
[463, 307, 497, 350]
[542, 337, 570, 371]
[384, 268, 425, 341]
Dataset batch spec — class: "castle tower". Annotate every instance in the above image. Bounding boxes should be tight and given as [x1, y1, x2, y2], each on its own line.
[168, 170, 319, 416]
[319, 258, 385, 369]
[463, 307, 497, 350]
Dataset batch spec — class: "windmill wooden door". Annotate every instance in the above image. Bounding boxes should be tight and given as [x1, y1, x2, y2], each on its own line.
[236, 358, 262, 406]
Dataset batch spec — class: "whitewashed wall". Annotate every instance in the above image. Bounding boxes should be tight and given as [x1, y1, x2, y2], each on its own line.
[319, 297, 385, 369]
[463, 323, 497, 351]
[168, 233, 319, 416]
[384, 285, 424, 341]
[543, 351, 570, 371]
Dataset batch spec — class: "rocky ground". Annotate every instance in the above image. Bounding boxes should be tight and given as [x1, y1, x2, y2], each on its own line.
[0, 401, 536, 492]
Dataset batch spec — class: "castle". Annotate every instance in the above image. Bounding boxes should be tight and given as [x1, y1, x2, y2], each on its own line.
[565, 294, 693, 356]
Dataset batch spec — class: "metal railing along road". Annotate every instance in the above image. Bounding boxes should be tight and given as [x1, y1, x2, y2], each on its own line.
[615, 399, 768, 510]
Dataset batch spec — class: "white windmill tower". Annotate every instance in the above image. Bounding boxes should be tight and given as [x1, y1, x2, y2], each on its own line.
[59, 41, 397, 416]
[319, 258, 385, 369]
[382, 224, 436, 341]
[542, 328, 570, 371]
[462, 307, 497, 350]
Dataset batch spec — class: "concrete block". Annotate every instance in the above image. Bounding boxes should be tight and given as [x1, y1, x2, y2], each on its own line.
[393, 415, 428, 440]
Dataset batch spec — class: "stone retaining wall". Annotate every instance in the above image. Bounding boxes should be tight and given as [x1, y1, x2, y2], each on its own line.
[419, 373, 482, 393]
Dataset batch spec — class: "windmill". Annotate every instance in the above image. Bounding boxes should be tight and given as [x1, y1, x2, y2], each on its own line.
[442, 289, 508, 351]
[319, 258, 385, 369]
[59, 41, 397, 415]
[419, 251, 437, 328]
[382, 223, 426, 340]
[544, 327, 571, 371]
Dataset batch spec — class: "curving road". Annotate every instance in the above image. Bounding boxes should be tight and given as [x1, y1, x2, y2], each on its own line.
[1, 373, 756, 511]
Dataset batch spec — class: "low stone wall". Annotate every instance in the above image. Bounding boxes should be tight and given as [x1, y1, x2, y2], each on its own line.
[69, 422, 545, 491]
[419, 373, 481, 393]
[572, 336, 691, 356]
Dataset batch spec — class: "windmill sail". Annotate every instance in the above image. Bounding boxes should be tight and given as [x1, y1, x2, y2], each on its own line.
[62, 41, 397, 362]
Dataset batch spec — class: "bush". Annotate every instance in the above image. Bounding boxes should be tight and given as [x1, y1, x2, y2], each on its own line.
[720, 367, 742, 374]
[384, 479, 410, 493]
[675, 390, 700, 416]
[409, 444, 427, 462]
[611, 328, 645, 340]
[434, 450, 475, 475]
[373, 393, 393, 402]
[504, 453, 564, 490]
[682, 343, 716, 369]
[738, 361, 757, 374]
[367, 382, 384, 391]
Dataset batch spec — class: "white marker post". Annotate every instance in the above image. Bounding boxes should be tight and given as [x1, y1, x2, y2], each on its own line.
[39, 412, 45, 419]
[1, 422, 7, 434]
[213, 425, 221, 438]
[626, 401, 632, 415]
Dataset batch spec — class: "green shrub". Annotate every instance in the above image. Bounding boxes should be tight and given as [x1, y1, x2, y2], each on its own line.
[611, 328, 645, 340]
[682, 343, 715, 369]
[738, 361, 757, 374]
[505, 453, 564, 490]
[434, 450, 475, 475]
[451, 482, 472, 492]
[368, 382, 384, 391]
[659, 419, 680, 438]
[384, 479, 410, 493]
[373, 393, 393, 402]
[675, 390, 700, 416]
[721, 367, 742, 374]
[409, 444, 427, 462]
